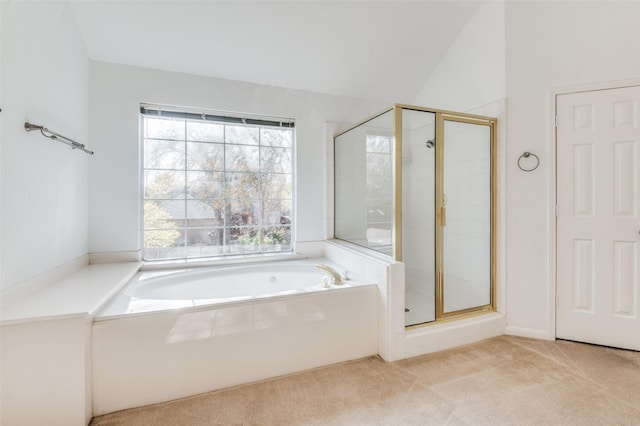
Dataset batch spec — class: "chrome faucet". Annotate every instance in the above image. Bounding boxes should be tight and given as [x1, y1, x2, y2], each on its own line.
[315, 264, 346, 285]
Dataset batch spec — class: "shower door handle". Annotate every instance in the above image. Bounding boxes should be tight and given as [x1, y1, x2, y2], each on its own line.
[440, 193, 447, 227]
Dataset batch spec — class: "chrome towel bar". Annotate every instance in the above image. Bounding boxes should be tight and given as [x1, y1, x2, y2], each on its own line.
[24, 122, 94, 155]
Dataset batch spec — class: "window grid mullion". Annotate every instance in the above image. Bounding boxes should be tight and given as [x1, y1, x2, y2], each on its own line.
[258, 128, 263, 251]
[183, 120, 188, 257]
[222, 123, 228, 252]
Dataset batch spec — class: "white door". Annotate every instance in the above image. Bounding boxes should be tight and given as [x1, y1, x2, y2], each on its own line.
[556, 85, 640, 351]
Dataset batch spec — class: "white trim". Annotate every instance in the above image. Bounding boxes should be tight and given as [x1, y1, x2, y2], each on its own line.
[549, 78, 640, 97]
[89, 250, 141, 264]
[505, 325, 554, 341]
[546, 89, 558, 341]
[548, 79, 640, 344]
[139, 252, 305, 271]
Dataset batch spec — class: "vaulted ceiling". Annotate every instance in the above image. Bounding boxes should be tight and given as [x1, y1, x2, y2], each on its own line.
[71, 1, 483, 102]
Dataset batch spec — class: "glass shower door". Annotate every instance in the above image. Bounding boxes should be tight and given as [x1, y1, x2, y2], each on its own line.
[440, 119, 493, 315]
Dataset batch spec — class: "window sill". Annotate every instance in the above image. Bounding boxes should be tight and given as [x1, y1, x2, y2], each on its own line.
[140, 251, 305, 271]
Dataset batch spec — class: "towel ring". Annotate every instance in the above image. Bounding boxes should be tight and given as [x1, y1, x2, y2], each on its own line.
[518, 151, 539, 172]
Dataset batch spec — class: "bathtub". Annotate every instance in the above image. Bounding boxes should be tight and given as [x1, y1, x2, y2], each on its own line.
[97, 260, 360, 318]
[92, 258, 378, 415]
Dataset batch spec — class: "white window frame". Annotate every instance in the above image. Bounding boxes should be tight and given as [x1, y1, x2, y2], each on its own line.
[140, 103, 295, 262]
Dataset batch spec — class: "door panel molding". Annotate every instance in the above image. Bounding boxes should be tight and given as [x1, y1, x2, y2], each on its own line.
[553, 82, 640, 350]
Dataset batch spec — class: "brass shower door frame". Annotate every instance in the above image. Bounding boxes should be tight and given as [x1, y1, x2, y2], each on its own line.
[393, 105, 497, 324]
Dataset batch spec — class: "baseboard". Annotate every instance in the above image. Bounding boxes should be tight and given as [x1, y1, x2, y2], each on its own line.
[89, 250, 141, 264]
[505, 325, 554, 341]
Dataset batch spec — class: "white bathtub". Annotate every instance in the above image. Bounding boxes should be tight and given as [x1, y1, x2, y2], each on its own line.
[92, 258, 378, 415]
[97, 260, 357, 319]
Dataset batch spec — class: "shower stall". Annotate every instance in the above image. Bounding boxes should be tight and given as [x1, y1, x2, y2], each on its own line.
[334, 105, 496, 327]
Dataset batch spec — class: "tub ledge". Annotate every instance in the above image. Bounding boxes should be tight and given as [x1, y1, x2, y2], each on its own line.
[0, 261, 141, 426]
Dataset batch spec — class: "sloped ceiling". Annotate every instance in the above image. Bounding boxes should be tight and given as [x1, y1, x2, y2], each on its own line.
[71, 1, 483, 102]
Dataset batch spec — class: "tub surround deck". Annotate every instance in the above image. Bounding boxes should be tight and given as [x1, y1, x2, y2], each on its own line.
[1, 261, 141, 426]
[1, 262, 142, 325]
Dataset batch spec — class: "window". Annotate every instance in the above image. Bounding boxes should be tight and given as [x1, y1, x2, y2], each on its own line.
[141, 104, 294, 261]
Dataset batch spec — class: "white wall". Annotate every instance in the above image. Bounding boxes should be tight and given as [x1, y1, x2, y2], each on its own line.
[504, 1, 640, 337]
[0, 0, 4, 293]
[88, 62, 383, 256]
[413, 1, 506, 111]
[0, 2, 90, 292]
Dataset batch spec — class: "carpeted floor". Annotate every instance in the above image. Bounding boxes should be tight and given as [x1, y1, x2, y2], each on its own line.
[90, 336, 640, 425]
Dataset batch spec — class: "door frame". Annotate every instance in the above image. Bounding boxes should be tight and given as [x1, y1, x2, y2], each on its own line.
[548, 78, 640, 341]
[435, 114, 497, 320]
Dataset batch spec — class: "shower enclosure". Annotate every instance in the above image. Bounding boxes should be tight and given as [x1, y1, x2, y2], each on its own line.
[334, 105, 496, 326]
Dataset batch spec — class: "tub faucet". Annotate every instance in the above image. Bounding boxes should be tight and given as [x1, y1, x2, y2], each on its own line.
[316, 264, 346, 285]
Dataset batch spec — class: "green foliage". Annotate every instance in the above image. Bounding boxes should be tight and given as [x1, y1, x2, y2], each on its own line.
[144, 202, 180, 248]
[264, 227, 290, 244]
[237, 227, 289, 246]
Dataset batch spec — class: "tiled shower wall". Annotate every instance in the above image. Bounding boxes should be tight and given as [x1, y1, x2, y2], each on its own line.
[443, 121, 492, 312]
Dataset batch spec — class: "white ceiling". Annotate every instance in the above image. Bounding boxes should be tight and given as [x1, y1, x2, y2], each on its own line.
[71, 1, 483, 102]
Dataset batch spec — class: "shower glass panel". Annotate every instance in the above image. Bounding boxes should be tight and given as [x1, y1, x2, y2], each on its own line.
[442, 120, 492, 314]
[334, 110, 394, 255]
[402, 109, 436, 325]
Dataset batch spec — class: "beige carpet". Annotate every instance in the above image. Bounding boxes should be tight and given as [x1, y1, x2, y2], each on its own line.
[90, 336, 640, 425]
